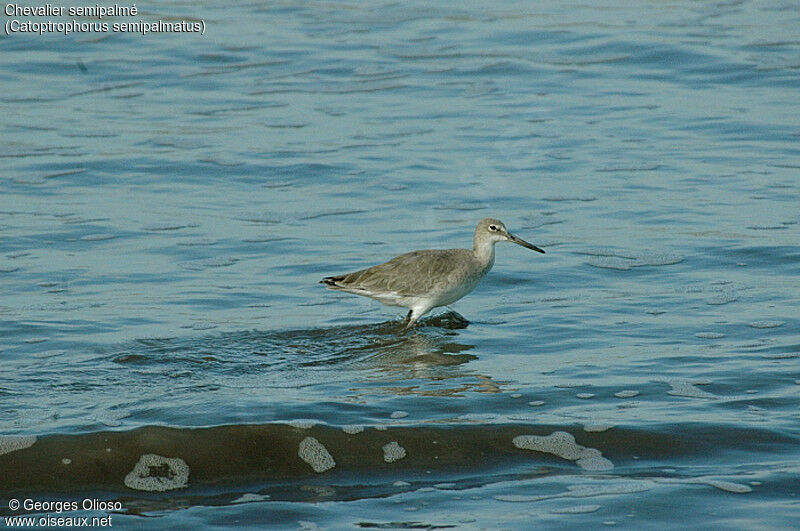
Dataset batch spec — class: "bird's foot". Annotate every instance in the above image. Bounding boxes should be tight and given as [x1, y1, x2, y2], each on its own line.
[397, 311, 419, 332]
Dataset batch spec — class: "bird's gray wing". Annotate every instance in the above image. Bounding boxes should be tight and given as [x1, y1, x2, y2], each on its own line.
[333, 249, 472, 296]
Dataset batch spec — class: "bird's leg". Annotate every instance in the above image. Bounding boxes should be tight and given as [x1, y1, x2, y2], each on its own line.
[398, 310, 416, 332]
[404, 309, 420, 330]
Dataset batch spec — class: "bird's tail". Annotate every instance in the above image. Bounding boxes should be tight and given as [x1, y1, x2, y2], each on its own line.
[320, 275, 345, 287]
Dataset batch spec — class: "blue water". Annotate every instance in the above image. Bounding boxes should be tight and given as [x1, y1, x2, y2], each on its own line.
[2, 0, 800, 528]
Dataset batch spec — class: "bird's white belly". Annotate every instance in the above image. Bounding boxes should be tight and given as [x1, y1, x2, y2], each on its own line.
[365, 283, 476, 311]
[430, 273, 484, 308]
[362, 290, 423, 310]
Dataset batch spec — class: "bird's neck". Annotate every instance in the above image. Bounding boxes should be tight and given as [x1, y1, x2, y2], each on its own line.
[473, 239, 496, 271]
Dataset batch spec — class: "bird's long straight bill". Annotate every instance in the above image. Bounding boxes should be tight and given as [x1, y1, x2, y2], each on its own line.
[508, 233, 545, 254]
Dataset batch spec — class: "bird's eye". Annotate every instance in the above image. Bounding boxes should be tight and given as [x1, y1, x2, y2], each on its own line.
[489, 225, 498, 231]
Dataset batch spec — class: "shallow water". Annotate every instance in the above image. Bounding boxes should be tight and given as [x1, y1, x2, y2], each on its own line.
[2, 0, 800, 528]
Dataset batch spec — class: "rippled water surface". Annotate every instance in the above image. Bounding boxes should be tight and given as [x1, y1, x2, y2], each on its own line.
[2, 0, 799, 528]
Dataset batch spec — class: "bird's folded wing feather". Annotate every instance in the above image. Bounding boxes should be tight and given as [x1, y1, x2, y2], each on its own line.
[336, 249, 472, 296]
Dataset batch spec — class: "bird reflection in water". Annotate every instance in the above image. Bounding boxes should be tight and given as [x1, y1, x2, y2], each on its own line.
[346, 311, 502, 396]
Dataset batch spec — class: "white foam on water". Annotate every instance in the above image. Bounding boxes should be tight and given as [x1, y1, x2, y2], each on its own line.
[551, 504, 601, 514]
[382, 441, 407, 463]
[577, 448, 615, 472]
[288, 419, 318, 429]
[393, 480, 411, 487]
[695, 332, 725, 339]
[512, 431, 614, 471]
[232, 493, 270, 503]
[584, 424, 614, 433]
[664, 379, 716, 399]
[655, 476, 752, 494]
[748, 320, 785, 329]
[390, 411, 409, 419]
[0, 435, 36, 455]
[565, 482, 652, 498]
[81, 233, 116, 241]
[576, 393, 595, 399]
[706, 291, 739, 305]
[342, 425, 364, 434]
[495, 480, 651, 504]
[298, 437, 336, 473]
[493, 494, 541, 502]
[614, 390, 639, 398]
[528, 401, 545, 407]
[700, 479, 752, 493]
[92, 409, 130, 427]
[124, 454, 189, 491]
[634, 252, 684, 267]
[514, 432, 581, 459]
